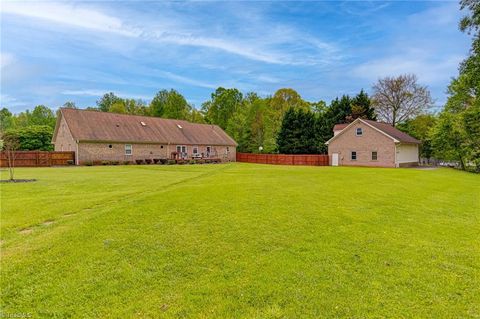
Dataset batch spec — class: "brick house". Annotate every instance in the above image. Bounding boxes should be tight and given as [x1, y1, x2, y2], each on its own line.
[325, 118, 420, 168]
[52, 108, 237, 164]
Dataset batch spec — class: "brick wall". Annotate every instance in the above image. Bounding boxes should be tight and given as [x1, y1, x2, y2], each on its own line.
[53, 116, 76, 153]
[77, 142, 236, 164]
[328, 122, 396, 167]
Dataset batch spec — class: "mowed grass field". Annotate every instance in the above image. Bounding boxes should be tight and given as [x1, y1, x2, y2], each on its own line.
[1, 163, 479, 318]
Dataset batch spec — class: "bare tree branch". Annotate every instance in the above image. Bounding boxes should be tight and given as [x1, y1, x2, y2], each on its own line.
[371, 74, 434, 126]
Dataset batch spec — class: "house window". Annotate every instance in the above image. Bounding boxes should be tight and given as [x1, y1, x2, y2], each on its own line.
[206, 146, 211, 153]
[193, 146, 199, 154]
[372, 151, 378, 161]
[125, 144, 132, 155]
[351, 151, 357, 160]
[176, 145, 187, 153]
[356, 128, 363, 136]
[227, 147, 230, 152]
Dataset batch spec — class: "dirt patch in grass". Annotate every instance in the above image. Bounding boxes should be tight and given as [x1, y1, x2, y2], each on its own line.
[0, 179, 37, 183]
[19, 228, 33, 235]
[42, 220, 55, 226]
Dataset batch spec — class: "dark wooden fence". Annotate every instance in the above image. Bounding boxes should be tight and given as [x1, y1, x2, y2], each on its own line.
[236, 153, 329, 166]
[0, 151, 75, 167]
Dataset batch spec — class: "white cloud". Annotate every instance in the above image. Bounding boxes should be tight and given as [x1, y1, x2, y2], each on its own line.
[0, 94, 27, 108]
[1, 2, 138, 37]
[0, 53, 15, 69]
[61, 89, 150, 100]
[155, 70, 217, 89]
[0, 1, 339, 66]
[352, 53, 463, 85]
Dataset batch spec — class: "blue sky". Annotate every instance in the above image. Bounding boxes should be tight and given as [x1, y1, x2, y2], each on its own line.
[0, 0, 471, 113]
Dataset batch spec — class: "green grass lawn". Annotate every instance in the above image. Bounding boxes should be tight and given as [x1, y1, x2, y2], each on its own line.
[1, 163, 479, 318]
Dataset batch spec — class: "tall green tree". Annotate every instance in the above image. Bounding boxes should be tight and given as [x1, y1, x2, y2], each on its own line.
[97, 92, 122, 112]
[346, 89, 377, 122]
[277, 108, 317, 154]
[202, 87, 243, 130]
[109, 101, 127, 114]
[30, 105, 56, 128]
[0, 108, 14, 131]
[431, 0, 480, 171]
[243, 97, 275, 153]
[149, 89, 192, 120]
[189, 109, 206, 124]
[268, 88, 310, 141]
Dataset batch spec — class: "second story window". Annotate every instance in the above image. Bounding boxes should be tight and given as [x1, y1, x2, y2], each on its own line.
[356, 128, 363, 136]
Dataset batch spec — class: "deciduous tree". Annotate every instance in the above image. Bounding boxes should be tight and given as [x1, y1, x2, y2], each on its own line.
[202, 87, 243, 130]
[372, 74, 433, 126]
[97, 92, 122, 112]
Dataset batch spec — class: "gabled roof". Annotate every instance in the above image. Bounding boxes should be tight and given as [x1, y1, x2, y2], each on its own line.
[54, 108, 237, 146]
[325, 118, 421, 145]
[333, 123, 348, 131]
[362, 120, 421, 144]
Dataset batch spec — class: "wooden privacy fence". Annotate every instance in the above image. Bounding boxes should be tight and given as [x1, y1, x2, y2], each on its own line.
[0, 151, 75, 167]
[236, 153, 329, 166]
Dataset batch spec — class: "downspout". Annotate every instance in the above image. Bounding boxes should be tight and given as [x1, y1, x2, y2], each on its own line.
[394, 143, 398, 168]
[76, 140, 79, 165]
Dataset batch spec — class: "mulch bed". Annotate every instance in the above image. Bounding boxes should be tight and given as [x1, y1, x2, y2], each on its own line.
[0, 179, 37, 183]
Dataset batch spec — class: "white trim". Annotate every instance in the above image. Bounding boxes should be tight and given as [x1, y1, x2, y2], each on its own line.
[325, 118, 400, 145]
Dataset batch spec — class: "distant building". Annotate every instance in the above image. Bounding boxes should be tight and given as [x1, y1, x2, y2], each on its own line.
[326, 118, 420, 168]
[52, 108, 237, 164]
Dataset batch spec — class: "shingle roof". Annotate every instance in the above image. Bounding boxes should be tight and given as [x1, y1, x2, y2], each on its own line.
[58, 108, 237, 146]
[362, 120, 421, 144]
[328, 118, 421, 144]
[333, 123, 349, 131]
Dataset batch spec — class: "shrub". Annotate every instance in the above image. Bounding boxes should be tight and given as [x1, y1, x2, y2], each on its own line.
[101, 160, 110, 165]
[93, 160, 102, 166]
[135, 159, 144, 165]
[123, 161, 131, 165]
[153, 158, 160, 164]
[111, 161, 119, 165]
[145, 159, 152, 164]
[167, 159, 176, 165]
[188, 160, 196, 165]
[160, 159, 168, 164]
[84, 161, 93, 166]
[66, 160, 74, 165]
[3, 125, 53, 151]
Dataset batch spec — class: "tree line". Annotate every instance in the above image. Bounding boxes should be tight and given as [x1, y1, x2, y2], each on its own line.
[1, 1, 478, 171]
[0, 87, 379, 154]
